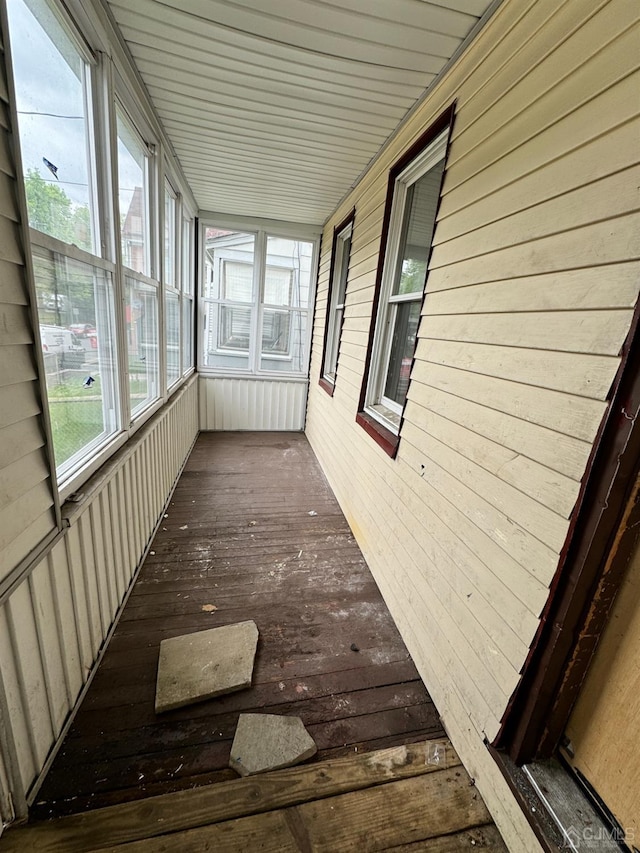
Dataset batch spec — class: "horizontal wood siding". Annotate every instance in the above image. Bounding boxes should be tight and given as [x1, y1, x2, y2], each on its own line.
[306, 0, 640, 850]
[0, 378, 198, 816]
[0, 15, 55, 585]
[199, 376, 307, 430]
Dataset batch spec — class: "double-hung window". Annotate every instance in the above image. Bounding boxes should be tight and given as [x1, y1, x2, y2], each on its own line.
[359, 123, 449, 451]
[202, 228, 316, 376]
[163, 180, 180, 388]
[321, 213, 354, 390]
[8, 0, 120, 484]
[116, 106, 159, 420]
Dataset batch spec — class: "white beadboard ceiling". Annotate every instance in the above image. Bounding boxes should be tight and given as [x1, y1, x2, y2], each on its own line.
[106, 0, 498, 225]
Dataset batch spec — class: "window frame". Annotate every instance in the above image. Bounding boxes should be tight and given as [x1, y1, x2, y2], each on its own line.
[6, 0, 199, 503]
[199, 219, 319, 379]
[357, 108, 454, 457]
[320, 208, 355, 395]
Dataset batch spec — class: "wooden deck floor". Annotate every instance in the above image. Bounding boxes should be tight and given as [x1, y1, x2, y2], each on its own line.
[32, 433, 446, 819]
[2, 740, 508, 852]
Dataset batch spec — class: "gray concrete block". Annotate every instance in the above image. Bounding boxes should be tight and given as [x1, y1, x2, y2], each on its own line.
[155, 620, 259, 713]
[229, 713, 318, 776]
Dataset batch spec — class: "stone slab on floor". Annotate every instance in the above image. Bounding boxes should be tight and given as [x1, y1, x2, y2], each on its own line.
[155, 620, 259, 713]
[230, 713, 318, 776]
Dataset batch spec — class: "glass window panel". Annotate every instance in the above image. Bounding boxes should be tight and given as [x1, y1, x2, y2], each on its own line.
[164, 184, 176, 287]
[117, 110, 150, 276]
[165, 289, 180, 387]
[33, 246, 119, 476]
[392, 160, 445, 297]
[223, 261, 253, 303]
[8, 0, 97, 253]
[125, 276, 158, 417]
[265, 236, 313, 308]
[219, 305, 251, 351]
[203, 302, 250, 370]
[323, 226, 352, 383]
[182, 296, 193, 372]
[204, 230, 255, 299]
[182, 217, 193, 295]
[383, 301, 421, 406]
[261, 308, 290, 354]
[264, 266, 293, 306]
[260, 310, 307, 373]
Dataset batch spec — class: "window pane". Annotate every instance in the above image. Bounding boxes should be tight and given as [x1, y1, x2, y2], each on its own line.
[165, 290, 180, 386]
[260, 310, 307, 373]
[323, 227, 351, 382]
[392, 160, 445, 297]
[204, 230, 255, 299]
[223, 261, 253, 302]
[220, 305, 251, 350]
[117, 110, 149, 276]
[8, 0, 97, 253]
[34, 246, 119, 476]
[383, 300, 421, 406]
[164, 184, 176, 287]
[265, 236, 313, 308]
[125, 276, 158, 417]
[182, 218, 193, 294]
[203, 303, 250, 370]
[182, 296, 193, 371]
[264, 267, 292, 306]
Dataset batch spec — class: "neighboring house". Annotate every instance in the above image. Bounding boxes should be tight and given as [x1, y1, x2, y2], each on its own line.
[0, 0, 638, 850]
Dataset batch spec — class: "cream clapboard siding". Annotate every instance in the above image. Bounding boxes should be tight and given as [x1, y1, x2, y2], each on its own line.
[199, 376, 307, 430]
[0, 377, 198, 818]
[306, 0, 640, 850]
[0, 12, 56, 585]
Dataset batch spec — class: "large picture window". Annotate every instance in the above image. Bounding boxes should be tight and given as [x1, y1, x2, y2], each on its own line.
[202, 228, 316, 376]
[359, 122, 449, 451]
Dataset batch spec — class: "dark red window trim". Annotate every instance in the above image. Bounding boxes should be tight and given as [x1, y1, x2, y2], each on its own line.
[356, 103, 457, 453]
[318, 207, 356, 397]
[355, 411, 399, 458]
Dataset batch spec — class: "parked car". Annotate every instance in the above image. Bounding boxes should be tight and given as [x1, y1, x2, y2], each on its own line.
[40, 324, 85, 368]
[68, 323, 96, 339]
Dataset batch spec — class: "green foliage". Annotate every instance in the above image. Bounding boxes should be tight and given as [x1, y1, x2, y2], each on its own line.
[24, 168, 92, 252]
[398, 258, 427, 295]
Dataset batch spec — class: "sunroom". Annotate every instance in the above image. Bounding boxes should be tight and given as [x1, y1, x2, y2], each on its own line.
[0, 0, 639, 851]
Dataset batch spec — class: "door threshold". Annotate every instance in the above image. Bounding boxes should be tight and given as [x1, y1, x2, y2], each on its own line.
[490, 747, 634, 852]
[523, 758, 631, 851]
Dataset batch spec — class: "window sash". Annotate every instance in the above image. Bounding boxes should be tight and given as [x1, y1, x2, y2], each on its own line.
[323, 223, 352, 384]
[365, 129, 448, 433]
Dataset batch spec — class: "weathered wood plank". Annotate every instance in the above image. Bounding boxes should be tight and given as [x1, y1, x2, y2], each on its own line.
[4, 741, 459, 852]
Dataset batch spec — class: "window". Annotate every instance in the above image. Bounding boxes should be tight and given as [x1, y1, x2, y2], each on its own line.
[34, 248, 119, 475]
[7, 0, 98, 254]
[116, 108, 151, 277]
[163, 180, 180, 387]
[8, 0, 122, 484]
[359, 123, 449, 451]
[321, 212, 354, 391]
[202, 228, 316, 376]
[7, 0, 196, 494]
[181, 215, 195, 373]
[125, 276, 158, 417]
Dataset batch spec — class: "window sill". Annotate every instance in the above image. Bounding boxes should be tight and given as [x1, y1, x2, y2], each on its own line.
[319, 376, 335, 397]
[356, 411, 399, 458]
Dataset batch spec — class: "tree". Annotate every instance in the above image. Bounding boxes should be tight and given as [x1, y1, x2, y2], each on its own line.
[24, 168, 91, 252]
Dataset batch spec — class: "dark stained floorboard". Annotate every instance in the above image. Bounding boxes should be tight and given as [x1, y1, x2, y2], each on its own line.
[32, 432, 444, 819]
